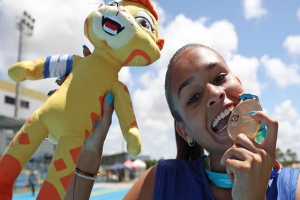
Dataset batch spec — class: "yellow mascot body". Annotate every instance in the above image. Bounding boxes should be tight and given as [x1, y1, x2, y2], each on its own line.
[0, 0, 164, 199]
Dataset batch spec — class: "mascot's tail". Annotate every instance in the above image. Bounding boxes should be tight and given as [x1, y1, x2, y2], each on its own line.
[0, 110, 48, 199]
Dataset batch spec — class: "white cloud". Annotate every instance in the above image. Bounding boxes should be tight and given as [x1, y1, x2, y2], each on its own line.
[152, 1, 167, 26]
[276, 120, 300, 160]
[297, 7, 300, 22]
[119, 68, 133, 87]
[155, 14, 238, 71]
[261, 55, 300, 87]
[283, 35, 300, 56]
[227, 55, 261, 95]
[272, 100, 300, 160]
[243, 0, 267, 20]
[273, 100, 298, 122]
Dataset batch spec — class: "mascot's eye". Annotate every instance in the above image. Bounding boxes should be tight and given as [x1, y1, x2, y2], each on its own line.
[136, 17, 154, 32]
[106, 0, 124, 6]
[135, 11, 155, 33]
[107, 1, 119, 6]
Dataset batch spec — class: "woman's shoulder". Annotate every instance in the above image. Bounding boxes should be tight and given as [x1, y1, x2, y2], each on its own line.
[267, 167, 300, 200]
[154, 155, 212, 199]
[123, 155, 208, 200]
[275, 167, 300, 186]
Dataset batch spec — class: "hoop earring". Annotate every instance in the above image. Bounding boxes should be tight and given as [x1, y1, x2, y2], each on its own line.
[187, 138, 195, 147]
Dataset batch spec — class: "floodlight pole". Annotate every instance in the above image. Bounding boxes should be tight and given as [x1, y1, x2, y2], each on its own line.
[14, 11, 35, 118]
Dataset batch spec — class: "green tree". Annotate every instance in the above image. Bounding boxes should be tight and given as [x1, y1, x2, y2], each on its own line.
[276, 148, 284, 162]
[276, 147, 298, 166]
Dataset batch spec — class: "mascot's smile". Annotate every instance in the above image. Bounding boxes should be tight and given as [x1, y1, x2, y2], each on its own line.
[102, 15, 125, 35]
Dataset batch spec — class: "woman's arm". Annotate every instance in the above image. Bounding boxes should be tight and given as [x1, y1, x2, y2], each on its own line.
[64, 92, 114, 200]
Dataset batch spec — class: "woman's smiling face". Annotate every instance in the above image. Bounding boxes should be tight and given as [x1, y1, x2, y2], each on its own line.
[169, 46, 244, 154]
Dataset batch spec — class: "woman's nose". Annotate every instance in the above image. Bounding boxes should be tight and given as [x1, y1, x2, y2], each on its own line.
[206, 84, 225, 107]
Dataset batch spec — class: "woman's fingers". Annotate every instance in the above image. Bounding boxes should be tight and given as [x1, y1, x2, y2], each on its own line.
[98, 92, 114, 133]
[55, 76, 67, 86]
[234, 133, 260, 153]
[82, 92, 114, 155]
[220, 139, 253, 166]
[90, 92, 114, 143]
[83, 45, 91, 57]
[224, 158, 244, 182]
[248, 111, 278, 159]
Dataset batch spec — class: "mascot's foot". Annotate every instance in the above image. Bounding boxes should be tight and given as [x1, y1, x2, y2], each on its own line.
[0, 182, 13, 200]
[0, 155, 22, 200]
[0, 190, 13, 200]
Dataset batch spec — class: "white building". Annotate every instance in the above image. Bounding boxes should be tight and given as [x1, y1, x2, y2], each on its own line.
[0, 79, 55, 160]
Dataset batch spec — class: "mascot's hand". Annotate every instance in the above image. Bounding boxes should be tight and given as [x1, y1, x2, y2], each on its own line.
[48, 45, 92, 96]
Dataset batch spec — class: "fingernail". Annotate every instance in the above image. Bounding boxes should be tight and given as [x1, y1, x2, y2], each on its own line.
[47, 89, 56, 96]
[55, 77, 61, 83]
[220, 159, 225, 166]
[107, 92, 114, 105]
[82, 45, 89, 49]
[248, 110, 256, 115]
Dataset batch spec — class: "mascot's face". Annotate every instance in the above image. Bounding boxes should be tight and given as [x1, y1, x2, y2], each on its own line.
[84, 0, 164, 66]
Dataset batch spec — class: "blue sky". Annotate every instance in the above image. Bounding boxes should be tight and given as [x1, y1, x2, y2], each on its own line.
[0, 0, 299, 160]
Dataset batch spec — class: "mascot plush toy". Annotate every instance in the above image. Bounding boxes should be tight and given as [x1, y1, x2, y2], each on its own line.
[0, 0, 164, 199]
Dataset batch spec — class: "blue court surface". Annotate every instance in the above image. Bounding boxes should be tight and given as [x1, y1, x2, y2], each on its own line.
[12, 186, 130, 200]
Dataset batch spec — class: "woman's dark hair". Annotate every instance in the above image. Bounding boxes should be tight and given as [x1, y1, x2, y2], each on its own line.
[165, 43, 216, 160]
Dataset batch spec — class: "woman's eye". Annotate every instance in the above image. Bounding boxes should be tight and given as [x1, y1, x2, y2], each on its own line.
[214, 73, 227, 84]
[187, 94, 200, 105]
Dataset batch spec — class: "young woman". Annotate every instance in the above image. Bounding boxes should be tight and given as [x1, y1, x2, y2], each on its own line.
[65, 44, 300, 200]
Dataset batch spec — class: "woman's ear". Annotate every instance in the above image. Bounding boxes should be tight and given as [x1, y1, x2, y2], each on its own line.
[175, 122, 185, 138]
[175, 122, 193, 142]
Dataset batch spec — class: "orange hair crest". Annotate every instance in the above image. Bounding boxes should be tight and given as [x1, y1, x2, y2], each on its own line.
[125, 0, 158, 20]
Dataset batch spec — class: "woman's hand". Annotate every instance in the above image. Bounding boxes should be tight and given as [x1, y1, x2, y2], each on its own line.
[81, 92, 114, 157]
[65, 92, 114, 200]
[221, 111, 278, 200]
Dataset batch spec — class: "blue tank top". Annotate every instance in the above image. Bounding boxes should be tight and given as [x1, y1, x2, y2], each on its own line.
[154, 155, 299, 200]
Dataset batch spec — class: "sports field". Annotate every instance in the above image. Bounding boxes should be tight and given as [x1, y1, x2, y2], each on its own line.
[13, 182, 133, 200]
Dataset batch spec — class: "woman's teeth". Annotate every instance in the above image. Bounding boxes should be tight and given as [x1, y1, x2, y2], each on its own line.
[212, 106, 235, 128]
